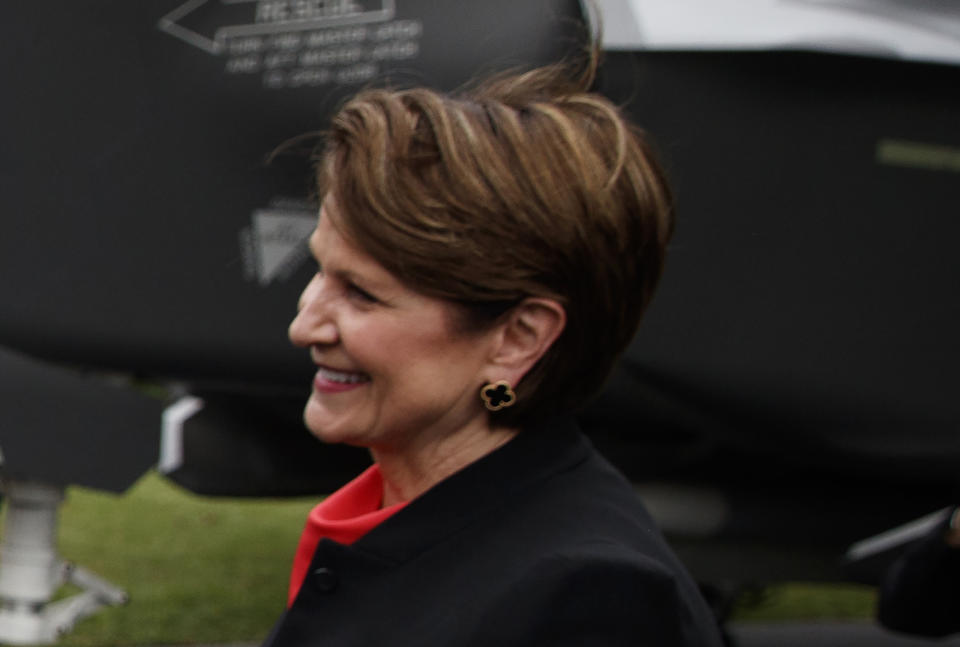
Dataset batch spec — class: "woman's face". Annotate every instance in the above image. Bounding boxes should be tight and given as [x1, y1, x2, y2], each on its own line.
[289, 206, 500, 452]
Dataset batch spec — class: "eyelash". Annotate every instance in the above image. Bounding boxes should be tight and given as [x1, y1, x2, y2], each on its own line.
[313, 261, 379, 305]
[347, 283, 378, 304]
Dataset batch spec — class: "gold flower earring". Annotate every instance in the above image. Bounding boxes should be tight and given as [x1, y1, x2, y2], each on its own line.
[480, 380, 516, 412]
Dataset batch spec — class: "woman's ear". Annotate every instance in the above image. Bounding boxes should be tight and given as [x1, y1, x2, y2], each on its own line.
[487, 298, 566, 384]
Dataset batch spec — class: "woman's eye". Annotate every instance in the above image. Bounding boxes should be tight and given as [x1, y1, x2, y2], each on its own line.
[348, 283, 378, 304]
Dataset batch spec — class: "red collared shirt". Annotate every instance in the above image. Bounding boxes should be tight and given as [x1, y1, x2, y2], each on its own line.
[288, 464, 407, 606]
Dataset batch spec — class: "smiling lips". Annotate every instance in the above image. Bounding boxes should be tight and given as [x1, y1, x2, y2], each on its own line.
[314, 365, 371, 393]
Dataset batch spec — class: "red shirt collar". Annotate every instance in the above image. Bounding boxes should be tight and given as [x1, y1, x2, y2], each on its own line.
[288, 464, 407, 606]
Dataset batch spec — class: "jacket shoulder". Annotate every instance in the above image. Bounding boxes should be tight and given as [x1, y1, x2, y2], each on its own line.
[469, 543, 723, 647]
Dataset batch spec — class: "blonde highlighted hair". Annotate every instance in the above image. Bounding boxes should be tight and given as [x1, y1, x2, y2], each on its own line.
[316, 56, 673, 426]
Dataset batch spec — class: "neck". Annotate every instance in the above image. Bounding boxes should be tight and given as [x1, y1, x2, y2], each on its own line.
[372, 423, 518, 508]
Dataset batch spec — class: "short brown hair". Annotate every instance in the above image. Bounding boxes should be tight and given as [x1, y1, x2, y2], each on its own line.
[316, 58, 673, 427]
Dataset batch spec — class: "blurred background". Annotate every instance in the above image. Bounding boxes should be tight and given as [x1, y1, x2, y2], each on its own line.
[1, 0, 958, 644]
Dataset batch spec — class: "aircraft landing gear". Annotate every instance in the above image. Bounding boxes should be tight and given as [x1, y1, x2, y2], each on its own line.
[0, 481, 128, 645]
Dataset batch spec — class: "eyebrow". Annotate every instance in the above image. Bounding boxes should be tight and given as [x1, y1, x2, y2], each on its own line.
[309, 237, 391, 293]
[331, 268, 365, 285]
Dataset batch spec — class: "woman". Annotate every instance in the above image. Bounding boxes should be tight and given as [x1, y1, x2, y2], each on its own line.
[265, 57, 723, 646]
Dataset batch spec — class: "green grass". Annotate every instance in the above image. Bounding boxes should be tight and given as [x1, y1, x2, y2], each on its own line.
[17, 472, 317, 646]
[732, 582, 876, 622]
[1, 472, 877, 645]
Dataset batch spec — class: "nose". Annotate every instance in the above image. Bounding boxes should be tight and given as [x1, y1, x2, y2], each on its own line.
[288, 274, 339, 348]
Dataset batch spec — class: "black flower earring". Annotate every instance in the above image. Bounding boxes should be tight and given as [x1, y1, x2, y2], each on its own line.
[480, 380, 517, 412]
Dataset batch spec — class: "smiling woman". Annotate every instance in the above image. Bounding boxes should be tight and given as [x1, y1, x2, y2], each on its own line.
[266, 51, 724, 647]
[289, 207, 524, 481]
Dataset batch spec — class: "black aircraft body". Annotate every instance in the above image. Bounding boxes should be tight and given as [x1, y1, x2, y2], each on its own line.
[1, 0, 958, 639]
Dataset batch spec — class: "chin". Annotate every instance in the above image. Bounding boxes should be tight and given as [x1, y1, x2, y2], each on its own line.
[303, 396, 361, 446]
[303, 413, 346, 445]
[305, 419, 356, 446]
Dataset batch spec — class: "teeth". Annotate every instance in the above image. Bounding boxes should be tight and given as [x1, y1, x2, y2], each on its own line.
[318, 366, 369, 384]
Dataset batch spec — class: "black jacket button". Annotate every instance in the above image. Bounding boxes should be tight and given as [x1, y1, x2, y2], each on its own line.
[313, 567, 339, 593]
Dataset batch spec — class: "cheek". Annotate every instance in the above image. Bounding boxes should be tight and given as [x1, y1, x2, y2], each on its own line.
[343, 304, 488, 388]
[400, 335, 487, 392]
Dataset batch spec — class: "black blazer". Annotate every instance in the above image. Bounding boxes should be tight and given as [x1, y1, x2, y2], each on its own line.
[264, 418, 724, 646]
[878, 507, 960, 638]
